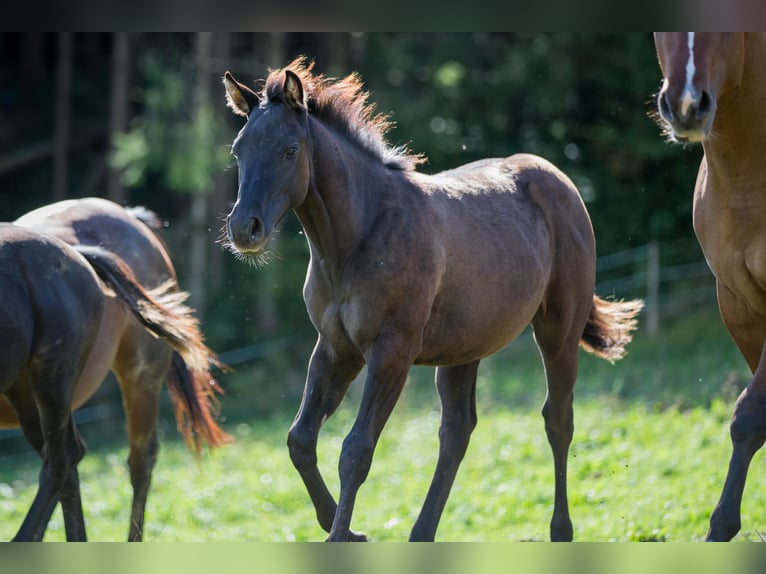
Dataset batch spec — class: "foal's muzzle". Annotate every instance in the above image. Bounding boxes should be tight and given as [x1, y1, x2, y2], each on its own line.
[226, 209, 268, 253]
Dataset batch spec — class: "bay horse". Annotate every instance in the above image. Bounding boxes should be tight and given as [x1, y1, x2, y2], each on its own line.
[222, 58, 643, 541]
[654, 32, 766, 541]
[1, 197, 230, 541]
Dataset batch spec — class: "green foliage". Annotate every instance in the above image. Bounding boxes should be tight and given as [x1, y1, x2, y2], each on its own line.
[108, 53, 230, 195]
[354, 33, 702, 253]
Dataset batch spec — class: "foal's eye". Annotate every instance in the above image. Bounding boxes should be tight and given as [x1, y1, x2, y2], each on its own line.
[284, 146, 298, 159]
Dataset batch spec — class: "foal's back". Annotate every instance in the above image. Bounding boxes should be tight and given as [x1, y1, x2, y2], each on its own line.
[411, 153, 596, 364]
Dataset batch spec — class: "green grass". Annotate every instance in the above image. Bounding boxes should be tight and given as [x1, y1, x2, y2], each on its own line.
[1, 307, 764, 542]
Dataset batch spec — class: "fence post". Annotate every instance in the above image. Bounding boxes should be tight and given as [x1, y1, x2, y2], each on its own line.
[646, 240, 660, 336]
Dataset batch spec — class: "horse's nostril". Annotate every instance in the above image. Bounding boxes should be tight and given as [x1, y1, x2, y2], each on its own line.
[658, 91, 673, 120]
[698, 90, 713, 117]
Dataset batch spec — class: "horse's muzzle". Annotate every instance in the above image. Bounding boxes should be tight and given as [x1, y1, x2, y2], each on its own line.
[657, 87, 715, 142]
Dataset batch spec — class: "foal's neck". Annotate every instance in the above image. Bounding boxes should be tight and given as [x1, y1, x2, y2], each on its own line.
[294, 117, 384, 266]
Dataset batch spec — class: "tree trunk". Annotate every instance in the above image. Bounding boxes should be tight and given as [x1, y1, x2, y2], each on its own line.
[107, 33, 131, 205]
[209, 32, 233, 294]
[19, 33, 44, 86]
[52, 32, 72, 201]
[187, 32, 215, 319]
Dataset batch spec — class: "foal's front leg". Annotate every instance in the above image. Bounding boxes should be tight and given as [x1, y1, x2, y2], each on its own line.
[287, 337, 364, 539]
[327, 332, 414, 541]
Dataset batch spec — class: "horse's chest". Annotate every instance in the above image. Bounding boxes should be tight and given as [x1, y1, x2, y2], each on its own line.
[697, 217, 766, 313]
[694, 182, 766, 313]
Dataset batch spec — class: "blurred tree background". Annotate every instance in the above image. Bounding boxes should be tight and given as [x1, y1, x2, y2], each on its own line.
[0, 33, 704, 419]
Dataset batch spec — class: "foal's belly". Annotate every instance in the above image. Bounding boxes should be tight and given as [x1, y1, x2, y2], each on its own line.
[416, 305, 538, 367]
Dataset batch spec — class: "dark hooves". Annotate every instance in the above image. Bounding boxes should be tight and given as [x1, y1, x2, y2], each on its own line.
[325, 529, 368, 542]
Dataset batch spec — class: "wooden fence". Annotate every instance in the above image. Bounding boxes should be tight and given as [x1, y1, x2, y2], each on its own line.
[0, 239, 717, 454]
[595, 239, 715, 336]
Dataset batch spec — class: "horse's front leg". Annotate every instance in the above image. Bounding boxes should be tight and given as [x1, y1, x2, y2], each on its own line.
[707, 288, 766, 541]
[327, 332, 414, 542]
[707, 360, 766, 541]
[287, 336, 364, 539]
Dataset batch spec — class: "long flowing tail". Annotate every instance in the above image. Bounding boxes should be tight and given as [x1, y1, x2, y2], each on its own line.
[580, 295, 644, 363]
[75, 244, 232, 453]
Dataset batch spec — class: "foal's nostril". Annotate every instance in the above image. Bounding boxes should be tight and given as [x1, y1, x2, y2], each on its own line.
[249, 217, 263, 242]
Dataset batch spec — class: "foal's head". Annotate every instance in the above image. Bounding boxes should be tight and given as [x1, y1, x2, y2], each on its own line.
[223, 68, 311, 260]
[653, 32, 745, 143]
[223, 58, 424, 262]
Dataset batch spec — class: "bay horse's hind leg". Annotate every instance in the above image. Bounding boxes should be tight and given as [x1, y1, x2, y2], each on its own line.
[113, 333, 171, 542]
[533, 312, 586, 542]
[410, 361, 479, 541]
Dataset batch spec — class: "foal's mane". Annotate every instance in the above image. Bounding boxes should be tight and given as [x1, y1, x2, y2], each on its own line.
[264, 57, 425, 171]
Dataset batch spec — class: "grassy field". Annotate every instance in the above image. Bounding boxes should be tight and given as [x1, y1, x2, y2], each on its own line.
[2, 307, 765, 542]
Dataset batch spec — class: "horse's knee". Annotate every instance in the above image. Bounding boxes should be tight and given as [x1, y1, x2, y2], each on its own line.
[339, 433, 374, 486]
[439, 414, 475, 455]
[287, 426, 317, 470]
[128, 435, 159, 486]
[71, 433, 87, 466]
[541, 399, 574, 441]
[730, 392, 766, 450]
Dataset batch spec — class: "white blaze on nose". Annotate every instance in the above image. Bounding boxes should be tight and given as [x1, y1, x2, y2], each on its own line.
[680, 32, 696, 118]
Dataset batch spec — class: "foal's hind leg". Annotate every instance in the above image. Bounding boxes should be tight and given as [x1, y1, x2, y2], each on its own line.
[538, 343, 578, 542]
[533, 313, 583, 542]
[410, 361, 479, 541]
[114, 333, 171, 542]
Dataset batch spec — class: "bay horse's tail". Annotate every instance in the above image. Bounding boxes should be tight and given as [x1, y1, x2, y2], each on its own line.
[580, 295, 644, 363]
[74, 244, 232, 454]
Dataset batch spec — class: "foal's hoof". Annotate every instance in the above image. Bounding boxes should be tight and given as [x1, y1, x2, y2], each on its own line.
[706, 505, 740, 542]
[326, 529, 368, 542]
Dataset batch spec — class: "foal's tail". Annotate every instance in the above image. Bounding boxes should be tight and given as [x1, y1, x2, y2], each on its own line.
[75, 244, 232, 454]
[580, 295, 644, 363]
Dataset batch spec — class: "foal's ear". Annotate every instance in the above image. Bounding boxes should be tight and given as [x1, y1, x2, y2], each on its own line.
[283, 70, 306, 112]
[223, 71, 260, 117]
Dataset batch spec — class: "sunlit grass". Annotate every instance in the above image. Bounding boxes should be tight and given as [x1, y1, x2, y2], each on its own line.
[1, 307, 764, 542]
[3, 395, 766, 542]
